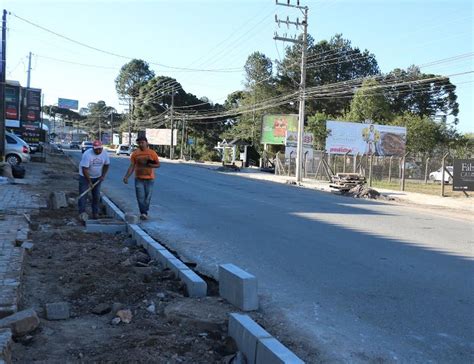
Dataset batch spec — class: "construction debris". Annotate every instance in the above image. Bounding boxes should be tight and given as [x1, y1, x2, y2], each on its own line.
[346, 184, 381, 199]
[330, 173, 366, 192]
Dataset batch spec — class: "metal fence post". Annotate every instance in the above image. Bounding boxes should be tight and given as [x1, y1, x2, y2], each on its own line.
[368, 154, 373, 187]
[441, 152, 449, 197]
[400, 153, 408, 191]
[353, 154, 357, 173]
[276, 151, 280, 175]
[388, 156, 393, 183]
[303, 151, 308, 178]
[424, 157, 430, 184]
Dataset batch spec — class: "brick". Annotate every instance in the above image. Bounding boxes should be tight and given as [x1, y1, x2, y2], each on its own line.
[228, 313, 272, 364]
[45, 302, 70, 320]
[50, 192, 68, 209]
[256, 338, 304, 364]
[0, 309, 40, 337]
[219, 264, 258, 311]
[0, 329, 12, 364]
[180, 269, 207, 298]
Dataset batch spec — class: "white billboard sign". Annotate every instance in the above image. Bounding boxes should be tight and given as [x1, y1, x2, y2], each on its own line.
[121, 132, 138, 144]
[325, 120, 406, 156]
[146, 128, 178, 146]
[285, 131, 314, 160]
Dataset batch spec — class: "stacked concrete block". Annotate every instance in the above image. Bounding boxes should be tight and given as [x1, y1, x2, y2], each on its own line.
[219, 264, 258, 311]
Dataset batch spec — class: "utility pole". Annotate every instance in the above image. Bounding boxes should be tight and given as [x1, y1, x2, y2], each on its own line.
[180, 115, 186, 159]
[0, 9, 7, 161]
[128, 98, 132, 146]
[170, 87, 175, 159]
[274, 0, 309, 182]
[27, 51, 32, 88]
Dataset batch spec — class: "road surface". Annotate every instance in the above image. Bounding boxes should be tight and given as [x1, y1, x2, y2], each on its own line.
[71, 151, 473, 363]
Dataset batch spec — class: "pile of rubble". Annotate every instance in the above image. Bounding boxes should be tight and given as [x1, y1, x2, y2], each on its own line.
[330, 173, 366, 192]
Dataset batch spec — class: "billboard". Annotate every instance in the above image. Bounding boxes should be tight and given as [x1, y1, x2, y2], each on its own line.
[146, 128, 178, 146]
[5, 84, 20, 121]
[122, 132, 138, 144]
[285, 131, 314, 160]
[261, 114, 298, 145]
[325, 120, 406, 156]
[58, 98, 79, 110]
[20, 124, 46, 144]
[21, 88, 42, 123]
[453, 159, 474, 192]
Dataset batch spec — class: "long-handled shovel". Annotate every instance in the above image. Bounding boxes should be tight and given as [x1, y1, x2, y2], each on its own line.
[77, 180, 101, 222]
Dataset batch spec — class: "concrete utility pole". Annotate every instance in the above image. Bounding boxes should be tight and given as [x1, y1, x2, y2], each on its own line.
[27, 51, 32, 88]
[274, 0, 309, 182]
[170, 87, 175, 159]
[0, 9, 7, 161]
[180, 116, 186, 159]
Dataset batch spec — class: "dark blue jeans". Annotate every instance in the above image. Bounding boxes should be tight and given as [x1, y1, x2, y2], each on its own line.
[135, 178, 154, 214]
[78, 175, 101, 215]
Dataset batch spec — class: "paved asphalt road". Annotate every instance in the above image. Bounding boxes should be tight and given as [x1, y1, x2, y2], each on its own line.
[71, 151, 473, 363]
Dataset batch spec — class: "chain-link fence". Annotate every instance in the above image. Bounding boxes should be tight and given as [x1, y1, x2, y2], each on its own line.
[274, 151, 466, 196]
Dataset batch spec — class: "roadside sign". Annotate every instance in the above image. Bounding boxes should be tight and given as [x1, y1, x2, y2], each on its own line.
[58, 98, 79, 110]
[188, 138, 194, 145]
[453, 159, 474, 191]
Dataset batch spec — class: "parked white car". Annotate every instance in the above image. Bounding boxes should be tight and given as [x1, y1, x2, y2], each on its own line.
[429, 166, 453, 183]
[116, 144, 133, 156]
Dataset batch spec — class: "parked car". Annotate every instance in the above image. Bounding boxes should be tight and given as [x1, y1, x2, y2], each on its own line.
[116, 144, 133, 156]
[81, 141, 93, 153]
[5, 131, 30, 165]
[70, 141, 81, 150]
[429, 166, 453, 183]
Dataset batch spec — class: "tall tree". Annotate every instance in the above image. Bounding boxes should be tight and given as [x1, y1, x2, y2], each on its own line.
[83, 101, 116, 139]
[383, 66, 459, 122]
[277, 34, 379, 116]
[346, 79, 393, 123]
[115, 59, 155, 100]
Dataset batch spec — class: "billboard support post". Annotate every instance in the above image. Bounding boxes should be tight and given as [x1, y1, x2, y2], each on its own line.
[424, 157, 430, 184]
[368, 154, 373, 187]
[441, 152, 449, 197]
[388, 156, 393, 183]
[400, 152, 408, 191]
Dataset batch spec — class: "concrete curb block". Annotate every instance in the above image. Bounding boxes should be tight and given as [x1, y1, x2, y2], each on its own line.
[101, 195, 125, 221]
[229, 313, 304, 364]
[102, 198, 207, 298]
[219, 263, 258, 311]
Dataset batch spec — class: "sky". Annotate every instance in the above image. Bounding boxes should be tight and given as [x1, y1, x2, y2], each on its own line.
[3, 0, 473, 132]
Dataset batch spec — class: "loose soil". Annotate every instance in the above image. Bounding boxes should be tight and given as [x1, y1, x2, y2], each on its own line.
[11, 155, 238, 363]
[10, 154, 318, 363]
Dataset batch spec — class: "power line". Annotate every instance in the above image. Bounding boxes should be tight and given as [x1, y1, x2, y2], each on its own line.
[9, 12, 245, 73]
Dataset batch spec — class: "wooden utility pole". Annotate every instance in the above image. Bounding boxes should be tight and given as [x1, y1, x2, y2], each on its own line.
[0, 10, 7, 161]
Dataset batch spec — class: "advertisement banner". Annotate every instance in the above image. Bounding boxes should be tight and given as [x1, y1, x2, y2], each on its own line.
[261, 114, 298, 145]
[453, 159, 474, 191]
[145, 128, 178, 146]
[21, 88, 42, 123]
[58, 98, 79, 110]
[325, 120, 406, 156]
[20, 124, 46, 144]
[121, 132, 138, 144]
[5, 84, 20, 121]
[285, 131, 314, 160]
[113, 133, 120, 145]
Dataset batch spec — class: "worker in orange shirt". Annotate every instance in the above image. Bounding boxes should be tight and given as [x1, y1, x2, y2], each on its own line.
[122, 136, 160, 220]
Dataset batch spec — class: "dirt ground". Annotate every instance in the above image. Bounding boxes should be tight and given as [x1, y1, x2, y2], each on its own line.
[10, 154, 318, 363]
[11, 155, 238, 363]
